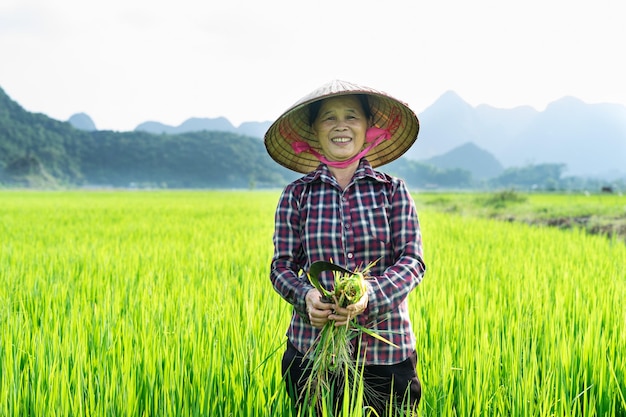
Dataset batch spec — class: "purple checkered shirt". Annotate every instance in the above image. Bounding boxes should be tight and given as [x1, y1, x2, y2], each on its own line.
[270, 159, 426, 365]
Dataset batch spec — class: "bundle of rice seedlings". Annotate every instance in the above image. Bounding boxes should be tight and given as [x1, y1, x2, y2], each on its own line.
[302, 260, 397, 412]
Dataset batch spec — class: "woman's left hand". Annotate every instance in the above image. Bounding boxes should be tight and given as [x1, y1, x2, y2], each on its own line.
[330, 291, 368, 327]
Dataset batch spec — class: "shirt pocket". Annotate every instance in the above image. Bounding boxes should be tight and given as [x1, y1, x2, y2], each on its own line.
[368, 198, 391, 244]
[353, 193, 391, 245]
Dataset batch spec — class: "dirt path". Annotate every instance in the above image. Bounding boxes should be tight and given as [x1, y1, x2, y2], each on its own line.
[504, 214, 626, 244]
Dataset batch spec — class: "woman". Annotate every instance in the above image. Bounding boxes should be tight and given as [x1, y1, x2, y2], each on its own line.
[265, 80, 426, 415]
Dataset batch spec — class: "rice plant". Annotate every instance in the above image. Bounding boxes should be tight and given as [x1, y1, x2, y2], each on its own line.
[0, 190, 624, 416]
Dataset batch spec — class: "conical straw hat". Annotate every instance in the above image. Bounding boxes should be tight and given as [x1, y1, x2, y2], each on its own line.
[264, 80, 420, 174]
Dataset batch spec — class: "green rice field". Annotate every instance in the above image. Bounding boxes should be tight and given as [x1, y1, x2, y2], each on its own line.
[1, 190, 625, 416]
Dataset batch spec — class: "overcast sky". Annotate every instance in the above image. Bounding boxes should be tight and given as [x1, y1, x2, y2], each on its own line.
[1, 0, 624, 131]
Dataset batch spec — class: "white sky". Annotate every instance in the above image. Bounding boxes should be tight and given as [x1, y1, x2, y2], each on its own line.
[1, 0, 624, 131]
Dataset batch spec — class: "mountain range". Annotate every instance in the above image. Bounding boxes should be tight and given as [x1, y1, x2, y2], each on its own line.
[73, 91, 625, 179]
[2, 81, 622, 189]
[407, 91, 626, 179]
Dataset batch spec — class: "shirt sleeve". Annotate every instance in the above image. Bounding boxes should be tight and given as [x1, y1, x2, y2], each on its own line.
[270, 184, 314, 320]
[365, 179, 426, 319]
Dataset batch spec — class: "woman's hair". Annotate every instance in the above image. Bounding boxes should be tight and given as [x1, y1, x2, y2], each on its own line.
[307, 94, 371, 126]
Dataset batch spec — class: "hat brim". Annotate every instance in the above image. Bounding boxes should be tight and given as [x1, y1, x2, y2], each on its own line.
[264, 80, 420, 174]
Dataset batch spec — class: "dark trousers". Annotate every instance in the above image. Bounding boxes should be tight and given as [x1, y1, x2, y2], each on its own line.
[282, 340, 421, 416]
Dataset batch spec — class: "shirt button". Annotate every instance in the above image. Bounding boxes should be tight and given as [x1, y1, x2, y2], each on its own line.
[347, 253, 354, 259]
[344, 224, 351, 230]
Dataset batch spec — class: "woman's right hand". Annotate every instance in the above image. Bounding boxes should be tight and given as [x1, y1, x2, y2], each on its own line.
[305, 289, 333, 329]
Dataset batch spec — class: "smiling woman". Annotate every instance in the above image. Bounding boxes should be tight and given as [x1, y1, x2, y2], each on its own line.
[265, 80, 426, 415]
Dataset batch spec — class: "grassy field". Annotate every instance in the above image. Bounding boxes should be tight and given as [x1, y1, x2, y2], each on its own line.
[416, 190, 626, 243]
[0, 190, 624, 416]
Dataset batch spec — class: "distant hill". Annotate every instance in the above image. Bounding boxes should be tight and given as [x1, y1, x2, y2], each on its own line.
[68, 113, 97, 131]
[237, 121, 273, 139]
[135, 117, 272, 139]
[407, 91, 626, 178]
[422, 142, 504, 179]
[136, 117, 237, 135]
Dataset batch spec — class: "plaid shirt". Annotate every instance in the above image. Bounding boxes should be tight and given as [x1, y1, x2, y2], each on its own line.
[270, 159, 426, 365]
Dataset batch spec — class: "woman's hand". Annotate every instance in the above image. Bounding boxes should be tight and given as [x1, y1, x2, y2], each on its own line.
[331, 290, 368, 327]
[305, 289, 333, 329]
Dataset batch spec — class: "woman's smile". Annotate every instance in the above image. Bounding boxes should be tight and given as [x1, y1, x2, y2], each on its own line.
[331, 136, 353, 144]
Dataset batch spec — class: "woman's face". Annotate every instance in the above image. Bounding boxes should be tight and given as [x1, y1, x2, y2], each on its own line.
[311, 95, 369, 163]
